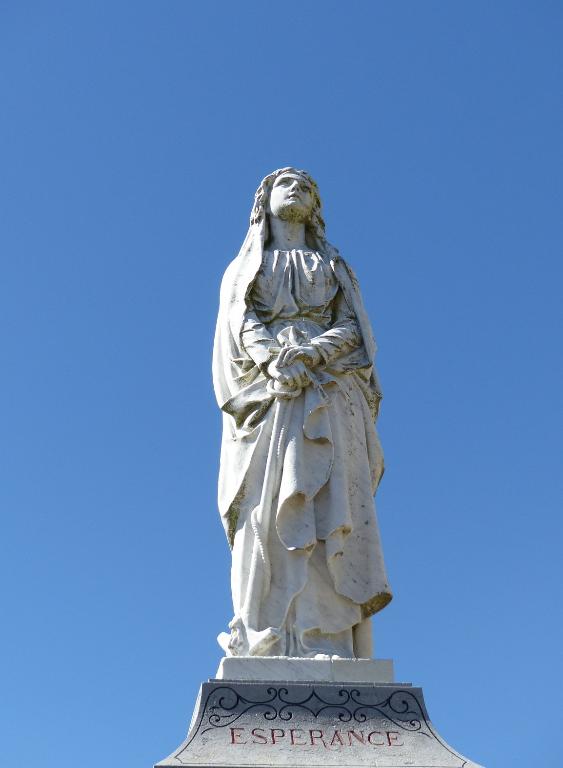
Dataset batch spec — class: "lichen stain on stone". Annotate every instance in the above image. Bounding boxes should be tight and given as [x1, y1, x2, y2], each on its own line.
[227, 480, 247, 548]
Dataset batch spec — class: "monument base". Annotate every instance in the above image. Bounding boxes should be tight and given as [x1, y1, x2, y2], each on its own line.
[156, 658, 484, 768]
[216, 655, 395, 684]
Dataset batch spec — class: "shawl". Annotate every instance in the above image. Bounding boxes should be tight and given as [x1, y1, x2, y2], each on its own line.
[212, 224, 384, 541]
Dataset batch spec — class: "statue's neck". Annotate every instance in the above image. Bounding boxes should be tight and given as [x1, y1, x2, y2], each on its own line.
[268, 216, 308, 251]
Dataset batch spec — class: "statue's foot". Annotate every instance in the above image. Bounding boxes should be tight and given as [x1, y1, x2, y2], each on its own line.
[247, 627, 281, 656]
[218, 623, 281, 657]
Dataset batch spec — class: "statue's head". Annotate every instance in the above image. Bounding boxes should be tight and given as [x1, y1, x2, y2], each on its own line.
[250, 167, 326, 249]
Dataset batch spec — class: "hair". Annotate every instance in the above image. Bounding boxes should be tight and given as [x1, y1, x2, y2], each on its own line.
[249, 167, 332, 253]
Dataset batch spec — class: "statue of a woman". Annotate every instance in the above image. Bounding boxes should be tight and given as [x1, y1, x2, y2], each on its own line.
[213, 168, 392, 659]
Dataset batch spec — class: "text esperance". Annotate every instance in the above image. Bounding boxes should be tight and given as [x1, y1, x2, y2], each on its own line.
[229, 727, 405, 749]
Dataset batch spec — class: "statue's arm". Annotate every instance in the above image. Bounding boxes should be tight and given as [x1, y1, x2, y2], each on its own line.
[310, 289, 362, 365]
[240, 309, 278, 373]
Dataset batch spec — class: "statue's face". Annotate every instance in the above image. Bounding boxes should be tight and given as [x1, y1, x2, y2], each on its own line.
[268, 172, 314, 223]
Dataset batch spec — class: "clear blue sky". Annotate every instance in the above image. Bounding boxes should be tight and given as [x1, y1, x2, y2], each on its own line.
[1, 2, 562, 766]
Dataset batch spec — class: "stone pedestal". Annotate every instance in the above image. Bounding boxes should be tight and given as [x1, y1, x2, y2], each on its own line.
[156, 658, 483, 768]
[216, 656, 395, 684]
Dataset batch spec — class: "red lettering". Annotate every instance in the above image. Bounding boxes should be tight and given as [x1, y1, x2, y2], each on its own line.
[290, 728, 307, 746]
[348, 730, 365, 745]
[309, 729, 327, 747]
[270, 728, 285, 744]
[251, 728, 267, 744]
[330, 731, 345, 746]
[230, 727, 247, 745]
[386, 731, 404, 746]
[368, 731, 385, 746]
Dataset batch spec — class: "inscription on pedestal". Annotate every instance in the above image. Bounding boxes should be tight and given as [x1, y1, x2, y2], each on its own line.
[229, 724, 405, 748]
[156, 681, 483, 767]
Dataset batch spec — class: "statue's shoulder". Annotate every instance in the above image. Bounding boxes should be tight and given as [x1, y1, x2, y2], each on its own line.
[221, 255, 241, 282]
[221, 251, 252, 284]
[219, 247, 263, 305]
[330, 252, 362, 292]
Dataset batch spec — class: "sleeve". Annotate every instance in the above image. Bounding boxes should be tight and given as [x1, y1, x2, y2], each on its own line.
[310, 288, 362, 365]
[240, 309, 278, 372]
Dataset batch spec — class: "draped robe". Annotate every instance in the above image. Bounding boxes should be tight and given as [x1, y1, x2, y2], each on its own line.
[213, 229, 392, 658]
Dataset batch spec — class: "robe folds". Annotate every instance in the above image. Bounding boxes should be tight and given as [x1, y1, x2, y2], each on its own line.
[212, 227, 392, 658]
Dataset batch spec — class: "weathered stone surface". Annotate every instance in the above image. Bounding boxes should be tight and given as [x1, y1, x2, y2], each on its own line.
[155, 678, 483, 767]
[216, 656, 395, 684]
[213, 168, 392, 659]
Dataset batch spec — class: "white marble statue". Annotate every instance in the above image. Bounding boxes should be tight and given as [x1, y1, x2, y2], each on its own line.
[212, 168, 392, 659]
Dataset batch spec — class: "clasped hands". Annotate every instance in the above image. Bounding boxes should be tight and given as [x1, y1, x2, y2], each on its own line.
[267, 344, 322, 389]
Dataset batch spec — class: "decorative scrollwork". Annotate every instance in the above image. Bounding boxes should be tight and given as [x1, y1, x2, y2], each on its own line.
[201, 686, 279, 733]
[348, 688, 425, 732]
[277, 687, 353, 722]
[195, 684, 429, 737]
[175, 683, 469, 767]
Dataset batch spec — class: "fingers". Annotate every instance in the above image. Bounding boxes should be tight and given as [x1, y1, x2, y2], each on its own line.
[284, 349, 300, 366]
[277, 348, 296, 367]
[278, 346, 306, 367]
[300, 365, 312, 387]
[274, 365, 296, 387]
[276, 348, 290, 368]
[271, 353, 312, 388]
[284, 362, 310, 388]
[278, 371, 293, 386]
